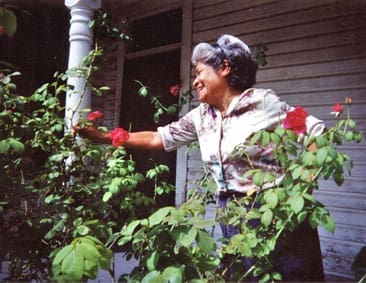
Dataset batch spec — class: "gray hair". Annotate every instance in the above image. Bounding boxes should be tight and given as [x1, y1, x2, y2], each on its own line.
[191, 34, 257, 91]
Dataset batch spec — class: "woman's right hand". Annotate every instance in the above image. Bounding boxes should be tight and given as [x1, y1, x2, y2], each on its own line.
[73, 122, 111, 144]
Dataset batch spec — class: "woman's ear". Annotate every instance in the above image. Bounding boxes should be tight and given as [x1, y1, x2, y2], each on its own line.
[221, 59, 231, 76]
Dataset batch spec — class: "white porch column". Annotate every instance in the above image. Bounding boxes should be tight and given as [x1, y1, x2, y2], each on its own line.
[64, 0, 101, 130]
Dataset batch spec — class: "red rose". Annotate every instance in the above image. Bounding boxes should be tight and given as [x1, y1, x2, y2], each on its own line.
[87, 110, 103, 121]
[283, 106, 308, 135]
[332, 103, 343, 113]
[169, 84, 180, 96]
[109, 128, 129, 147]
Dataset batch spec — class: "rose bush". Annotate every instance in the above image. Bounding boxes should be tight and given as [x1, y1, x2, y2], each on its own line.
[0, 48, 174, 282]
[108, 98, 362, 282]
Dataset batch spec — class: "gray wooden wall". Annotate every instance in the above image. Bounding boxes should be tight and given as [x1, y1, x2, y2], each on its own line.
[187, 0, 366, 281]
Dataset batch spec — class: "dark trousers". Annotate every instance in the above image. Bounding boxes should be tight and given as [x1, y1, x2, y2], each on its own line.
[218, 194, 324, 282]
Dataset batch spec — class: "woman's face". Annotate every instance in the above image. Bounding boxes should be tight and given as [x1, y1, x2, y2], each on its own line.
[192, 61, 228, 106]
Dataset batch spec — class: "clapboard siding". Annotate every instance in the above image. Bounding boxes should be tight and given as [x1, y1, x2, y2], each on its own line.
[257, 58, 366, 82]
[194, 0, 277, 20]
[257, 74, 366, 94]
[193, 4, 364, 43]
[194, 0, 352, 34]
[315, 191, 366, 210]
[319, 224, 366, 244]
[321, 239, 363, 279]
[188, 0, 366, 281]
[280, 88, 366, 105]
[319, 178, 366, 195]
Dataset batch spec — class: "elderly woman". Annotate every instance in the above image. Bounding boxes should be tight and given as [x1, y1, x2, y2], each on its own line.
[76, 34, 325, 281]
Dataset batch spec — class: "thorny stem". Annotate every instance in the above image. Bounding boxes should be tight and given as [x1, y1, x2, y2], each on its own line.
[343, 103, 351, 134]
[239, 264, 255, 281]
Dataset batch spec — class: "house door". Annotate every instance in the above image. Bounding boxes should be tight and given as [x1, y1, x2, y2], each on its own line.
[119, 9, 182, 207]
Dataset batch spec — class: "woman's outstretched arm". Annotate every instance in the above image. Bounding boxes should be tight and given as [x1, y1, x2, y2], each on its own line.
[125, 131, 164, 150]
[74, 124, 164, 150]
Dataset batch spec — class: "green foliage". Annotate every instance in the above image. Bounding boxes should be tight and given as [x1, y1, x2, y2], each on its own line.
[111, 192, 220, 282]
[0, 48, 173, 282]
[52, 235, 113, 282]
[253, 43, 268, 67]
[134, 80, 179, 123]
[89, 9, 131, 42]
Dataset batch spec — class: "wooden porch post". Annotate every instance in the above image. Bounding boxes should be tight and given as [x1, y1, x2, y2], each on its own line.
[64, 0, 101, 130]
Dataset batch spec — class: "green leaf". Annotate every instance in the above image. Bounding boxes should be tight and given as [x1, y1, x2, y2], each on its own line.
[272, 272, 282, 281]
[303, 192, 316, 203]
[270, 132, 280, 144]
[0, 140, 10, 154]
[178, 227, 197, 247]
[345, 131, 353, 142]
[315, 136, 328, 148]
[0, 8, 17, 37]
[316, 147, 328, 166]
[76, 225, 90, 236]
[253, 266, 265, 277]
[109, 177, 121, 194]
[146, 251, 159, 271]
[95, 245, 112, 270]
[117, 235, 132, 246]
[245, 209, 261, 220]
[138, 86, 148, 97]
[148, 206, 174, 227]
[264, 190, 278, 208]
[142, 271, 162, 283]
[84, 259, 98, 279]
[309, 211, 320, 228]
[253, 171, 265, 186]
[347, 119, 356, 129]
[49, 153, 65, 163]
[249, 131, 262, 145]
[261, 131, 270, 146]
[53, 245, 73, 266]
[261, 209, 273, 227]
[291, 165, 303, 180]
[321, 214, 335, 233]
[102, 191, 113, 202]
[297, 211, 308, 223]
[288, 195, 304, 214]
[302, 152, 316, 167]
[333, 172, 344, 186]
[78, 242, 100, 262]
[274, 126, 285, 137]
[161, 266, 183, 283]
[167, 105, 178, 114]
[61, 249, 84, 282]
[259, 273, 271, 283]
[122, 220, 141, 236]
[353, 131, 363, 143]
[197, 230, 216, 254]
[8, 138, 24, 153]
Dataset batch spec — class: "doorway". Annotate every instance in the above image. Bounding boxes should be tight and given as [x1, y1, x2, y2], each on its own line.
[119, 9, 182, 207]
